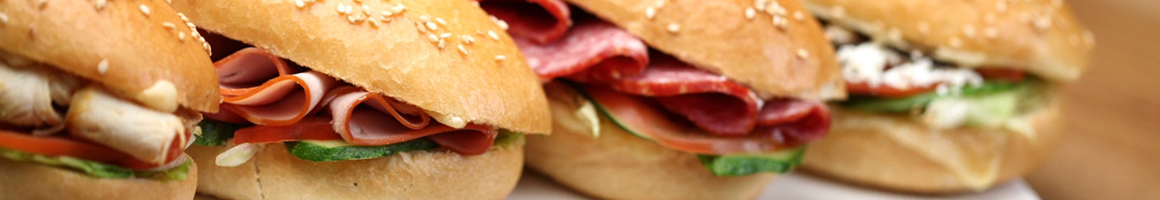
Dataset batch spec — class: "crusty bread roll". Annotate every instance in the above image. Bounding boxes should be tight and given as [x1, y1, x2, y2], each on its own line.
[803, 0, 1094, 82]
[171, 0, 551, 134]
[0, 155, 198, 200]
[526, 83, 775, 200]
[0, 0, 219, 113]
[802, 97, 1064, 194]
[189, 142, 525, 200]
[565, 0, 844, 100]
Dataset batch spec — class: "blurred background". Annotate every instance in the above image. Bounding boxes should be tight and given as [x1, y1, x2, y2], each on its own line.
[1026, 0, 1160, 199]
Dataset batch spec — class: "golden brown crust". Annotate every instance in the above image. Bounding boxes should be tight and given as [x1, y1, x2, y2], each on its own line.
[564, 0, 844, 100]
[526, 87, 775, 200]
[801, 98, 1064, 194]
[804, 0, 1093, 82]
[0, 156, 198, 200]
[172, 0, 551, 134]
[190, 142, 524, 200]
[0, 0, 220, 113]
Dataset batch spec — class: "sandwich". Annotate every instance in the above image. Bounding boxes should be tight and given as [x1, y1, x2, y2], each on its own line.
[0, 0, 217, 199]
[479, 0, 843, 199]
[799, 0, 1094, 193]
[170, 0, 552, 199]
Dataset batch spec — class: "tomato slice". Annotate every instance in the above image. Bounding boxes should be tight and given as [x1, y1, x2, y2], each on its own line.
[846, 81, 939, 98]
[233, 116, 344, 145]
[976, 68, 1026, 82]
[0, 130, 171, 170]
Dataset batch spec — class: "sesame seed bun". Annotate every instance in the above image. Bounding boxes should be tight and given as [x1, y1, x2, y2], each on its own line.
[188, 142, 525, 200]
[0, 0, 219, 113]
[801, 95, 1064, 194]
[804, 0, 1094, 82]
[171, 0, 551, 135]
[0, 155, 198, 200]
[564, 0, 844, 101]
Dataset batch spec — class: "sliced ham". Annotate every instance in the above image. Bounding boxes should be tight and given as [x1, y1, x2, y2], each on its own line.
[326, 87, 496, 155]
[209, 48, 338, 126]
[479, 0, 572, 44]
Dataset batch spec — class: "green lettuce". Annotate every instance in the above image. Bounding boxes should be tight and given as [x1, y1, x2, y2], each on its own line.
[0, 148, 189, 181]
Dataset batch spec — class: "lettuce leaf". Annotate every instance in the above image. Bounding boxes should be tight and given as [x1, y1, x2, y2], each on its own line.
[0, 147, 189, 181]
[841, 80, 1036, 113]
[194, 120, 246, 146]
[696, 146, 806, 176]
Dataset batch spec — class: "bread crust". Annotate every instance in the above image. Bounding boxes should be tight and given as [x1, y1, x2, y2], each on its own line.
[0, 156, 198, 200]
[804, 0, 1093, 82]
[0, 0, 220, 113]
[801, 98, 1064, 194]
[564, 0, 844, 100]
[526, 93, 776, 200]
[171, 0, 551, 134]
[190, 142, 524, 200]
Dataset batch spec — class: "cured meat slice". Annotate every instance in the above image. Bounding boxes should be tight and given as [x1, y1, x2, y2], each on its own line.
[479, 0, 572, 44]
[209, 48, 338, 126]
[605, 55, 760, 136]
[513, 21, 649, 82]
[326, 88, 498, 155]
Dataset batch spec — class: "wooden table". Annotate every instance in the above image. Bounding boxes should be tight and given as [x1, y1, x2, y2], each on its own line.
[1026, 0, 1160, 199]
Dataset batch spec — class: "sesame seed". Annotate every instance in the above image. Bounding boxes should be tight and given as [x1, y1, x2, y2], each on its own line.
[97, 59, 109, 74]
[495, 55, 507, 61]
[796, 49, 809, 59]
[393, 3, 407, 13]
[162, 22, 176, 30]
[745, 8, 755, 20]
[755, 0, 767, 11]
[1034, 16, 1052, 30]
[487, 31, 500, 40]
[830, 6, 845, 19]
[428, 34, 440, 42]
[361, 5, 372, 15]
[793, 11, 803, 21]
[139, 5, 151, 16]
[654, 0, 665, 8]
[773, 16, 788, 30]
[767, 3, 786, 16]
[963, 24, 976, 38]
[0, 13, 7, 24]
[984, 27, 999, 38]
[337, 4, 349, 15]
[419, 15, 429, 22]
[425, 22, 438, 31]
[95, 0, 107, 10]
[416, 21, 428, 33]
[918, 21, 930, 35]
[494, 18, 509, 30]
[435, 18, 447, 25]
[438, 39, 445, 49]
[666, 23, 680, 33]
[439, 33, 452, 38]
[646, 7, 657, 19]
[462, 35, 475, 44]
[368, 20, 380, 28]
[347, 15, 364, 24]
[381, 11, 394, 17]
[457, 45, 468, 55]
[178, 32, 187, 40]
[295, 0, 305, 8]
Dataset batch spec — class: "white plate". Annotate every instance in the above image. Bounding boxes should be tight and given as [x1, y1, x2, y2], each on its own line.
[507, 171, 1040, 200]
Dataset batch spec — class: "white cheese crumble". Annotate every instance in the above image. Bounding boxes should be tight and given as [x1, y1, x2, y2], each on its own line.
[836, 43, 982, 94]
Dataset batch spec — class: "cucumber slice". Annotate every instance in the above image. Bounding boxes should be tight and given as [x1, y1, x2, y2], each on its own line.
[287, 139, 439, 162]
[696, 146, 806, 176]
[842, 80, 1034, 113]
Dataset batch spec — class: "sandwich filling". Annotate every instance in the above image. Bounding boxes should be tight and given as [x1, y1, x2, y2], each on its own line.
[195, 32, 518, 166]
[480, 0, 830, 175]
[0, 52, 195, 180]
[823, 23, 1050, 134]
